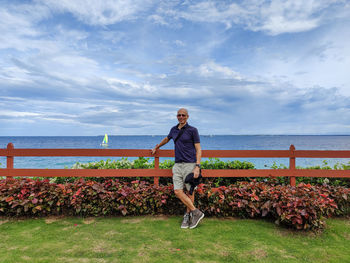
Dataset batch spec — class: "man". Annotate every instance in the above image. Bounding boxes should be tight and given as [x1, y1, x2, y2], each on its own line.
[151, 108, 204, 229]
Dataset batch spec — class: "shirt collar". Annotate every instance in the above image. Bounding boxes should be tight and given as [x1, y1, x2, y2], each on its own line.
[177, 122, 189, 130]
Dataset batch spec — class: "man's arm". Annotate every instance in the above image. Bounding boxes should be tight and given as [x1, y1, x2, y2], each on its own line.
[193, 143, 202, 178]
[151, 137, 169, 155]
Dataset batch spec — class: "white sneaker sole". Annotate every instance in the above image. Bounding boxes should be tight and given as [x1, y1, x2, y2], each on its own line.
[189, 213, 204, 229]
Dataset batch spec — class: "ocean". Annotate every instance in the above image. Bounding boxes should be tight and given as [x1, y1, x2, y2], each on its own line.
[0, 135, 349, 169]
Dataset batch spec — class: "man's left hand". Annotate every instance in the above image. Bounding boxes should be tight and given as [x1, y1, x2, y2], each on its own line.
[193, 166, 200, 178]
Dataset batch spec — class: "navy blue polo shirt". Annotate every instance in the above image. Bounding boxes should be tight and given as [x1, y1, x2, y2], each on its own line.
[167, 123, 200, 163]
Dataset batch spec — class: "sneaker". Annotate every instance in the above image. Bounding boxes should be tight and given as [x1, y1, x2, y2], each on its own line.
[181, 213, 191, 229]
[189, 209, 204, 229]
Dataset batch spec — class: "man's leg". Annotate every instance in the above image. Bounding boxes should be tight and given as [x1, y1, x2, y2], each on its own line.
[174, 189, 195, 211]
[177, 189, 203, 229]
[173, 163, 195, 211]
[175, 189, 195, 229]
[186, 192, 195, 213]
[173, 163, 204, 229]
[182, 166, 204, 229]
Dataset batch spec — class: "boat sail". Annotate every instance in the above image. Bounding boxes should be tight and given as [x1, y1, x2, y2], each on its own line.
[101, 134, 108, 146]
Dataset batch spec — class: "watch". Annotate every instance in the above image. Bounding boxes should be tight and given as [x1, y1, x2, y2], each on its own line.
[195, 164, 201, 168]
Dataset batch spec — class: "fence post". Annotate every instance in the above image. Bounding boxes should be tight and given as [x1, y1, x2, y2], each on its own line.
[289, 144, 296, 187]
[7, 143, 14, 178]
[154, 156, 159, 186]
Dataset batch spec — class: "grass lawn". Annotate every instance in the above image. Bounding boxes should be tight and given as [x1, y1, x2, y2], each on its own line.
[0, 216, 349, 263]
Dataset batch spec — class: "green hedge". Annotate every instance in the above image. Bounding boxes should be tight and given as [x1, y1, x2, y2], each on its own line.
[50, 158, 255, 185]
[62, 158, 349, 187]
[263, 160, 350, 187]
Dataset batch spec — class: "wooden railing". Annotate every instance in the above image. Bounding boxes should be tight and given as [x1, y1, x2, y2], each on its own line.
[1, 143, 350, 186]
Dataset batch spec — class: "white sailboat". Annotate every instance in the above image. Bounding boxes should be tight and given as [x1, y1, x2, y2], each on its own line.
[101, 134, 108, 147]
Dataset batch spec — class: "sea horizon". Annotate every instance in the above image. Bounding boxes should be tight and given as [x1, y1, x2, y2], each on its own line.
[1, 134, 350, 137]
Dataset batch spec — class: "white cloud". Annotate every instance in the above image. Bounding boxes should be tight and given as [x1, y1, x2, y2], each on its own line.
[40, 0, 155, 25]
[258, 14, 319, 35]
[105, 77, 157, 95]
[0, 4, 49, 37]
[252, 0, 322, 35]
[251, 21, 350, 96]
[166, 0, 348, 35]
[174, 40, 185, 47]
[0, 6, 45, 51]
[148, 14, 169, 26]
[0, 110, 41, 118]
[0, 51, 100, 92]
[0, 0, 349, 135]
[197, 61, 242, 80]
[99, 30, 126, 44]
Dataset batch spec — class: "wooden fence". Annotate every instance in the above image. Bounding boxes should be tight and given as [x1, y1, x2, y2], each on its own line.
[0, 143, 350, 186]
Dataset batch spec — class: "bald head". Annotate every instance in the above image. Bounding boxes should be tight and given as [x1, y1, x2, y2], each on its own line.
[177, 108, 188, 115]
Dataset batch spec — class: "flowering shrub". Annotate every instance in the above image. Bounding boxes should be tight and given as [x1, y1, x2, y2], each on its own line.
[0, 178, 349, 231]
[0, 178, 66, 216]
[198, 182, 349, 230]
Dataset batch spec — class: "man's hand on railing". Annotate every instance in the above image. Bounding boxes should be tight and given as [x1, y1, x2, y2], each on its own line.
[151, 137, 169, 155]
[151, 145, 158, 155]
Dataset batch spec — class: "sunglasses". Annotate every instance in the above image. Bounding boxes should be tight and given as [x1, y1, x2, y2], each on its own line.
[177, 114, 187, 117]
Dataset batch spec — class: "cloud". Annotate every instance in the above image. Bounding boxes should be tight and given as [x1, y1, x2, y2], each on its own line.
[39, 0, 155, 25]
[159, 0, 349, 35]
[1, 61, 349, 135]
[0, 0, 349, 136]
[196, 61, 242, 80]
[0, 5, 48, 51]
[174, 40, 185, 47]
[148, 14, 169, 26]
[249, 20, 350, 96]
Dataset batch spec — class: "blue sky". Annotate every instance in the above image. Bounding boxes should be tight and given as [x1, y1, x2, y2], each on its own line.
[1, 0, 350, 136]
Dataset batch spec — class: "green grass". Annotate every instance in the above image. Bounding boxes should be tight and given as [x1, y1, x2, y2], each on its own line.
[0, 216, 349, 263]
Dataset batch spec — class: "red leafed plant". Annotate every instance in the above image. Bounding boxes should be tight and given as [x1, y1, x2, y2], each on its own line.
[0, 178, 349, 231]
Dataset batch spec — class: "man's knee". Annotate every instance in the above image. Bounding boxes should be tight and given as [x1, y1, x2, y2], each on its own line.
[174, 189, 184, 198]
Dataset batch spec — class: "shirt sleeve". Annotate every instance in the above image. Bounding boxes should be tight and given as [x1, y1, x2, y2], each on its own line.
[167, 127, 174, 140]
[193, 128, 200, 143]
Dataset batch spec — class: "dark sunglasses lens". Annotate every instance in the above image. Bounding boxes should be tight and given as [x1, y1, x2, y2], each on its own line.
[177, 114, 186, 117]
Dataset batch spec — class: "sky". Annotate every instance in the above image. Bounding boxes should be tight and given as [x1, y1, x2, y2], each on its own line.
[0, 0, 350, 136]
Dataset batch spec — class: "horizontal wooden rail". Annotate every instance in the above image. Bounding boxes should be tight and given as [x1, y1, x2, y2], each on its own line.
[1, 168, 349, 179]
[3, 148, 350, 158]
[1, 143, 350, 186]
[1, 148, 292, 157]
[0, 169, 172, 178]
[294, 150, 350, 158]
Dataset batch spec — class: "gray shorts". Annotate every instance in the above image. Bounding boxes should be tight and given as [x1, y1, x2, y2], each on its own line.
[172, 162, 196, 191]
